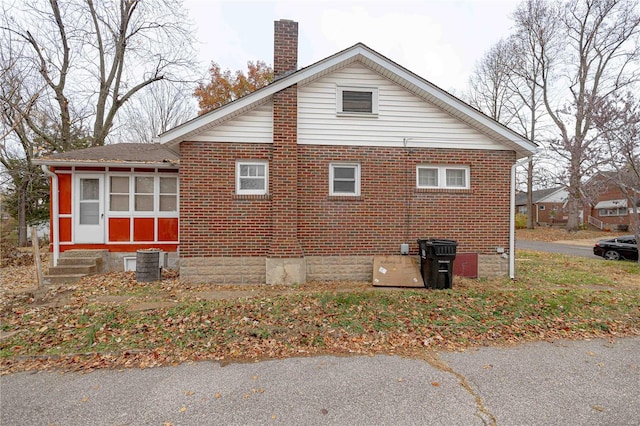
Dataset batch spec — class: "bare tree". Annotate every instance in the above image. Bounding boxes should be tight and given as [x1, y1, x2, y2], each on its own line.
[1, 0, 196, 150]
[468, 39, 522, 124]
[514, 0, 640, 231]
[118, 81, 196, 143]
[467, 34, 549, 229]
[592, 92, 640, 264]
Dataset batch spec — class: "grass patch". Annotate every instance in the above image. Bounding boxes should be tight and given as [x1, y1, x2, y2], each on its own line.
[1, 253, 638, 372]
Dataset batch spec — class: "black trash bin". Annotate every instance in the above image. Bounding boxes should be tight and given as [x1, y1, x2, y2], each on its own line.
[417, 239, 458, 289]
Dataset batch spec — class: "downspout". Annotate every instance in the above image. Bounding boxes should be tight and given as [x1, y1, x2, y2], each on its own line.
[41, 165, 60, 266]
[510, 157, 530, 279]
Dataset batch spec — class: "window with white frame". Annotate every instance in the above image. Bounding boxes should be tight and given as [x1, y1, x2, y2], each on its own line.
[600, 207, 627, 217]
[236, 161, 268, 195]
[109, 174, 179, 214]
[330, 163, 360, 196]
[416, 165, 469, 189]
[337, 86, 378, 114]
[109, 176, 130, 211]
[135, 176, 154, 211]
[159, 176, 178, 211]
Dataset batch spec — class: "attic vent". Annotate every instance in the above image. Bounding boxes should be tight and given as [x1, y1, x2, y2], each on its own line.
[337, 86, 378, 115]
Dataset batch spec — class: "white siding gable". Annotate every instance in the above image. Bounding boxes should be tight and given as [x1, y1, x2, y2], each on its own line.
[192, 102, 273, 143]
[298, 63, 504, 149]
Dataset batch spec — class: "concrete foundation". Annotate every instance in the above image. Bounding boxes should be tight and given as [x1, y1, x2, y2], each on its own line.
[180, 257, 267, 284]
[265, 258, 307, 285]
[177, 253, 509, 284]
[306, 256, 373, 281]
[478, 254, 509, 278]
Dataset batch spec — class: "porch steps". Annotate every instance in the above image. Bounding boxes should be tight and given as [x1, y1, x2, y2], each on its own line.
[43, 250, 109, 285]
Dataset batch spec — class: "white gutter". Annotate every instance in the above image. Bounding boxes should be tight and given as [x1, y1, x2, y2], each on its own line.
[510, 157, 531, 279]
[41, 165, 60, 266]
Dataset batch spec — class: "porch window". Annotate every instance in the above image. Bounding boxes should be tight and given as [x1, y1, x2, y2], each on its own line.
[109, 176, 130, 211]
[159, 176, 178, 212]
[135, 176, 154, 211]
[599, 207, 627, 216]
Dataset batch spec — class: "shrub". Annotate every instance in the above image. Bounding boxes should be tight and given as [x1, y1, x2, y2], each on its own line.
[515, 213, 528, 229]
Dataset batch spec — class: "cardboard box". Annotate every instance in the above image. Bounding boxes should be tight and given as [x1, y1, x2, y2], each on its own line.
[372, 255, 423, 287]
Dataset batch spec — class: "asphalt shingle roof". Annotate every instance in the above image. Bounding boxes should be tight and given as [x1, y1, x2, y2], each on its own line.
[39, 143, 179, 165]
[515, 187, 563, 205]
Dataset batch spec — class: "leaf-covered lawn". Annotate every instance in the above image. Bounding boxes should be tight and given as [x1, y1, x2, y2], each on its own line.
[1, 250, 639, 374]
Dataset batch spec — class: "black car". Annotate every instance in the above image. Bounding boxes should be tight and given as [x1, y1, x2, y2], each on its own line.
[593, 235, 638, 261]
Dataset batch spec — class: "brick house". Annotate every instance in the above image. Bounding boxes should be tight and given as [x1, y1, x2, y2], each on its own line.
[584, 172, 640, 231]
[515, 187, 569, 225]
[37, 20, 536, 283]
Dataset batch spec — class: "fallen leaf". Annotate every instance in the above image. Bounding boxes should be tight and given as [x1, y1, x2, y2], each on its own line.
[81, 397, 89, 403]
[321, 408, 328, 415]
[252, 375, 259, 381]
[592, 405, 605, 412]
[179, 406, 187, 413]
[215, 392, 222, 399]
[431, 382, 440, 387]
[397, 378, 403, 382]
[271, 415, 276, 420]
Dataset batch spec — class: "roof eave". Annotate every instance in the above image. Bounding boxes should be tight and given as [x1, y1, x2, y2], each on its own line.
[33, 159, 179, 169]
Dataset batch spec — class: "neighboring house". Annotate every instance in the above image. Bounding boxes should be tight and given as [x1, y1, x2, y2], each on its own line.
[584, 172, 640, 231]
[36, 20, 536, 283]
[515, 187, 569, 225]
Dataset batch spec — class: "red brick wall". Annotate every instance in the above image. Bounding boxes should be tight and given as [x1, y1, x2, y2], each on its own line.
[180, 142, 515, 257]
[180, 142, 273, 257]
[274, 20, 298, 77]
[298, 146, 514, 255]
[535, 203, 567, 224]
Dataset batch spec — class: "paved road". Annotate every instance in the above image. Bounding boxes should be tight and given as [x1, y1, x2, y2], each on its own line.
[517, 239, 601, 259]
[2, 337, 639, 425]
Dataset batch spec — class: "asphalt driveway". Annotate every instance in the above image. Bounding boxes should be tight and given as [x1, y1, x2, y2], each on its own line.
[2, 337, 639, 425]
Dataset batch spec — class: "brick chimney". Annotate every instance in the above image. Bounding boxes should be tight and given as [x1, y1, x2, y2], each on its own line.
[274, 19, 298, 78]
[267, 19, 304, 284]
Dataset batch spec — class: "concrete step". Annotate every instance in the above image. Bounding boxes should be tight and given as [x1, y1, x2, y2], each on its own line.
[57, 257, 103, 266]
[43, 274, 86, 285]
[48, 264, 97, 275]
[60, 249, 108, 259]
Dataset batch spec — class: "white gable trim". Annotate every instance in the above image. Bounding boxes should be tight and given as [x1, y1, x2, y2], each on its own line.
[158, 44, 537, 157]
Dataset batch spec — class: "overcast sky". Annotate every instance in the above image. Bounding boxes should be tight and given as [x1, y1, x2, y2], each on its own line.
[184, 0, 522, 93]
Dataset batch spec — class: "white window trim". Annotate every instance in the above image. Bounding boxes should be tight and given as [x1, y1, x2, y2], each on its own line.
[416, 165, 470, 189]
[336, 86, 379, 115]
[600, 207, 627, 217]
[329, 163, 361, 196]
[236, 161, 269, 195]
